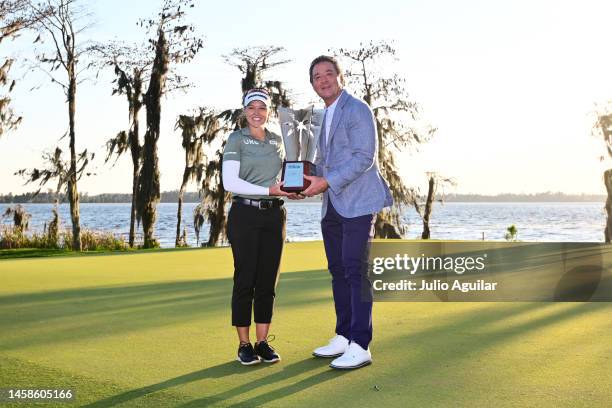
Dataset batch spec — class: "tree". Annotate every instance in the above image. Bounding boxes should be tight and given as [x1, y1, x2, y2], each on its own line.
[106, 77, 142, 247]
[97, 42, 146, 248]
[0, 1, 51, 137]
[26, 0, 96, 250]
[15, 146, 91, 250]
[174, 108, 223, 247]
[193, 204, 205, 246]
[2, 204, 31, 233]
[135, 0, 203, 248]
[413, 172, 456, 239]
[505, 225, 518, 241]
[223, 46, 290, 117]
[592, 106, 612, 242]
[46, 201, 60, 247]
[332, 41, 436, 238]
[194, 45, 290, 247]
[15, 146, 93, 203]
[97, 26, 195, 249]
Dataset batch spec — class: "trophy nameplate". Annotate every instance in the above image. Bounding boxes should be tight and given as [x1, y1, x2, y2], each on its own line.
[280, 161, 315, 192]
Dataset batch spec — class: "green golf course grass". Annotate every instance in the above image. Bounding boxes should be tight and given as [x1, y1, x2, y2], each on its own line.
[1, 241, 611, 407]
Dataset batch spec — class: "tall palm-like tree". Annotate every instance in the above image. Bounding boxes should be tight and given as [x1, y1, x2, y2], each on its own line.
[412, 172, 456, 239]
[174, 109, 223, 247]
[99, 42, 146, 248]
[332, 41, 436, 238]
[194, 46, 290, 246]
[25, 0, 98, 250]
[593, 108, 612, 242]
[135, 0, 203, 248]
[0, 1, 49, 138]
[2, 204, 31, 233]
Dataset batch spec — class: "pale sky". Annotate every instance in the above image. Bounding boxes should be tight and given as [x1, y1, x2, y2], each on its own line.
[1, 0, 611, 196]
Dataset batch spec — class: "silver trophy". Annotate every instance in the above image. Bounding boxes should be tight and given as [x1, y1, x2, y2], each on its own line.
[278, 106, 324, 192]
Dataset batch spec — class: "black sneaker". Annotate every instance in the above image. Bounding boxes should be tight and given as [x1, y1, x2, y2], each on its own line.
[254, 340, 281, 363]
[237, 343, 261, 365]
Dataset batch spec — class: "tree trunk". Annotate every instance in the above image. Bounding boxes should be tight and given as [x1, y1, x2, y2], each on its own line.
[421, 176, 435, 239]
[207, 156, 227, 247]
[139, 134, 160, 248]
[372, 112, 404, 238]
[67, 67, 81, 251]
[176, 179, 187, 247]
[604, 169, 612, 243]
[128, 70, 142, 248]
[207, 190, 227, 247]
[374, 216, 402, 239]
[138, 29, 168, 248]
[129, 165, 138, 247]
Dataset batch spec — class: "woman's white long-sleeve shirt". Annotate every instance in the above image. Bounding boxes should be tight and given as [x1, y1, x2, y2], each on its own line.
[222, 160, 269, 196]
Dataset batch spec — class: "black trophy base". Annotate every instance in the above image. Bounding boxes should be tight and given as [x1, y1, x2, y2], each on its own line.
[280, 161, 315, 192]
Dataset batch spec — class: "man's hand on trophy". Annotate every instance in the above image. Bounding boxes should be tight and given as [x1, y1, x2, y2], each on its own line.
[302, 175, 329, 197]
[269, 181, 294, 197]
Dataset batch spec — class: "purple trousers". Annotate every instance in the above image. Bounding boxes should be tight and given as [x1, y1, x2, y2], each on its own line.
[321, 200, 375, 350]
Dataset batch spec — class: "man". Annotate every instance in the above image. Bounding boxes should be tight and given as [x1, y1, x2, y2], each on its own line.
[302, 55, 393, 369]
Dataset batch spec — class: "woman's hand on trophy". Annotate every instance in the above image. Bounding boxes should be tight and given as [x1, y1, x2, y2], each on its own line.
[269, 181, 295, 197]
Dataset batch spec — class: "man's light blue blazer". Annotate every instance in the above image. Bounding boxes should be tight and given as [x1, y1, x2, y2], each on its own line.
[314, 90, 393, 219]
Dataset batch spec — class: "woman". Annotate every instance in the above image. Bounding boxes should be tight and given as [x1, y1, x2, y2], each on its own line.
[222, 88, 292, 365]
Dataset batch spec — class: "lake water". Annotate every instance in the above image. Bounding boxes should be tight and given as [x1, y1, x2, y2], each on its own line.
[0, 202, 606, 247]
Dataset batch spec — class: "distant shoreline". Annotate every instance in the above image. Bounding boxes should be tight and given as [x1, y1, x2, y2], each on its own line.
[443, 193, 606, 203]
[0, 191, 606, 204]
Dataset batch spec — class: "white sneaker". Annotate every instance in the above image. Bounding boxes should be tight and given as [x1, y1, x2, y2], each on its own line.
[312, 334, 349, 358]
[329, 342, 372, 370]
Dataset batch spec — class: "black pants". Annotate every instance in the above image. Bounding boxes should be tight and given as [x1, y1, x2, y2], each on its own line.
[228, 202, 286, 327]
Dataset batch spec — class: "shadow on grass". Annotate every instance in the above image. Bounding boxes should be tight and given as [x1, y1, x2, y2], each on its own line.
[80, 361, 239, 407]
[0, 269, 331, 351]
[178, 358, 348, 408]
[82, 302, 611, 407]
[304, 301, 612, 407]
[82, 357, 345, 408]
